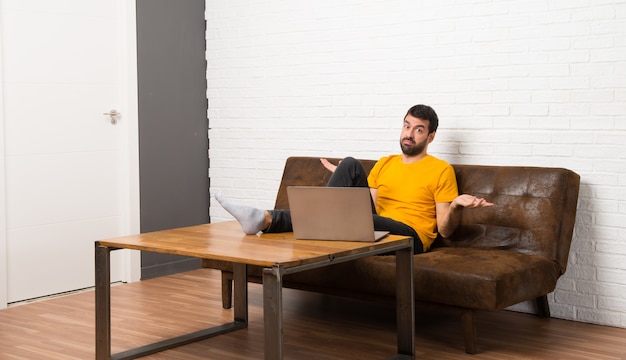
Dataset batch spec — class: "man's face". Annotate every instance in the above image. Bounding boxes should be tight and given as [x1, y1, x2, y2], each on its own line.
[400, 115, 435, 156]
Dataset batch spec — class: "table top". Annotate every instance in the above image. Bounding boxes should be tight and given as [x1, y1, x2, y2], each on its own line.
[96, 221, 412, 268]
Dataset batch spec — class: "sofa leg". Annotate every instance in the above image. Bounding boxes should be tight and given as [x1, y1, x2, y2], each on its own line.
[536, 295, 550, 318]
[461, 309, 477, 354]
[221, 272, 233, 309]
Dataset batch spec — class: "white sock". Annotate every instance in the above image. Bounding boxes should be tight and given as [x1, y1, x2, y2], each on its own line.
[215, 193, 266, 234]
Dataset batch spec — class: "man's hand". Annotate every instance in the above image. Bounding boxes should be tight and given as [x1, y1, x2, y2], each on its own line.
[438, 195, 493, 238]
[320, 158, 338, 173]
[452, 194, 494, 209]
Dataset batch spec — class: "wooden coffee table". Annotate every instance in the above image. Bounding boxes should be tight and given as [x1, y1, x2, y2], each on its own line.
[95, 220, 415, 359]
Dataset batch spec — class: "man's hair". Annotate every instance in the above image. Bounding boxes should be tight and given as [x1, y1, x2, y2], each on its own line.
[406, 104, 439, 133]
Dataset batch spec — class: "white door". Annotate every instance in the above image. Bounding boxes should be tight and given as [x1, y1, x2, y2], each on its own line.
[0, 0, 140, 305]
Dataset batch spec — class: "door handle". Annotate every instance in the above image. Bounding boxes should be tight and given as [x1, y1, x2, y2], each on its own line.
[104, 109, 120, 125]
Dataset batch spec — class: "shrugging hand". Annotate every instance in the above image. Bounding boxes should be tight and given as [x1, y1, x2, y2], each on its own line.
[454, 194, 494, 209]
[320, 158, 338, 173]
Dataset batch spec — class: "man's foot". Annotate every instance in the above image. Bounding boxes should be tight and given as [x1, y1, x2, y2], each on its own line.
[215, 193, 266, 234]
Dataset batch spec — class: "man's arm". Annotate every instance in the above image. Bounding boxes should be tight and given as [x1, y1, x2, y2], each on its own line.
[437, 195, 493, 238]
[370, 187, 378, 208]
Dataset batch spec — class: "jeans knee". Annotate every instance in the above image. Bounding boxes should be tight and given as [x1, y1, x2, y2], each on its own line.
[339, 156, 359, 168]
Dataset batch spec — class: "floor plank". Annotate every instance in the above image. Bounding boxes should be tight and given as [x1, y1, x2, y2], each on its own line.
[1, 268, 625, 359]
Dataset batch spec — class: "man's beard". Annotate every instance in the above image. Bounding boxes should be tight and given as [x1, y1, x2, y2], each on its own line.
[400, 137, 427, 156]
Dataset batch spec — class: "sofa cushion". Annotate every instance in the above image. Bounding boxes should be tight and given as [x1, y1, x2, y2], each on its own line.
[278, 247, 560, 311]
[411, 248, 561, 310]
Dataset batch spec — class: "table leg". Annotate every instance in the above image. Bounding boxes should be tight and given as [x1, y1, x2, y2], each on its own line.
[232, 263, 248, 324]
[263, 265, 284, 360]
[395, 245, 415, 359]
[95, 243, 112, 360]
[95, 245, 248, 360]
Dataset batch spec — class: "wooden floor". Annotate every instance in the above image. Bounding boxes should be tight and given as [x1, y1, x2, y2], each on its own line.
[1, 268, 625, 360]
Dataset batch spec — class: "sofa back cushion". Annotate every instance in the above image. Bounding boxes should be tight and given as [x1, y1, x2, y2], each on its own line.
[443, 165, 580, 274]
[274, 157, 376, 209]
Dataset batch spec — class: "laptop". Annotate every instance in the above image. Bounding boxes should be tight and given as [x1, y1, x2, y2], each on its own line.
[287, 186, 389, 242]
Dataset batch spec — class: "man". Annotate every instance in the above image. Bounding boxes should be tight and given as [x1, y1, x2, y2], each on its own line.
[216, 104, 493, 253]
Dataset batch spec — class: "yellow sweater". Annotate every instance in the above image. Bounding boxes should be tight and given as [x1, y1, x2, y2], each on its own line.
[367, 154, 458, 251]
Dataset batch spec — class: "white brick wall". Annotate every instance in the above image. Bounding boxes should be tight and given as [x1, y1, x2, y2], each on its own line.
[206, 0, 626, 328]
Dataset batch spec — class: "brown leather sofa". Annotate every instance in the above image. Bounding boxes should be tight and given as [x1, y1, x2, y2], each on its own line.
[204, 156, 580, 354]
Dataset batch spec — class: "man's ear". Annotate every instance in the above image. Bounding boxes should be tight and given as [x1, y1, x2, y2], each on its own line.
[428, 131, 436, 143]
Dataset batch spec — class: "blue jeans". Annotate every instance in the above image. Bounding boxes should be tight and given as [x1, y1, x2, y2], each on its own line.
[266, 157, 424, 254]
